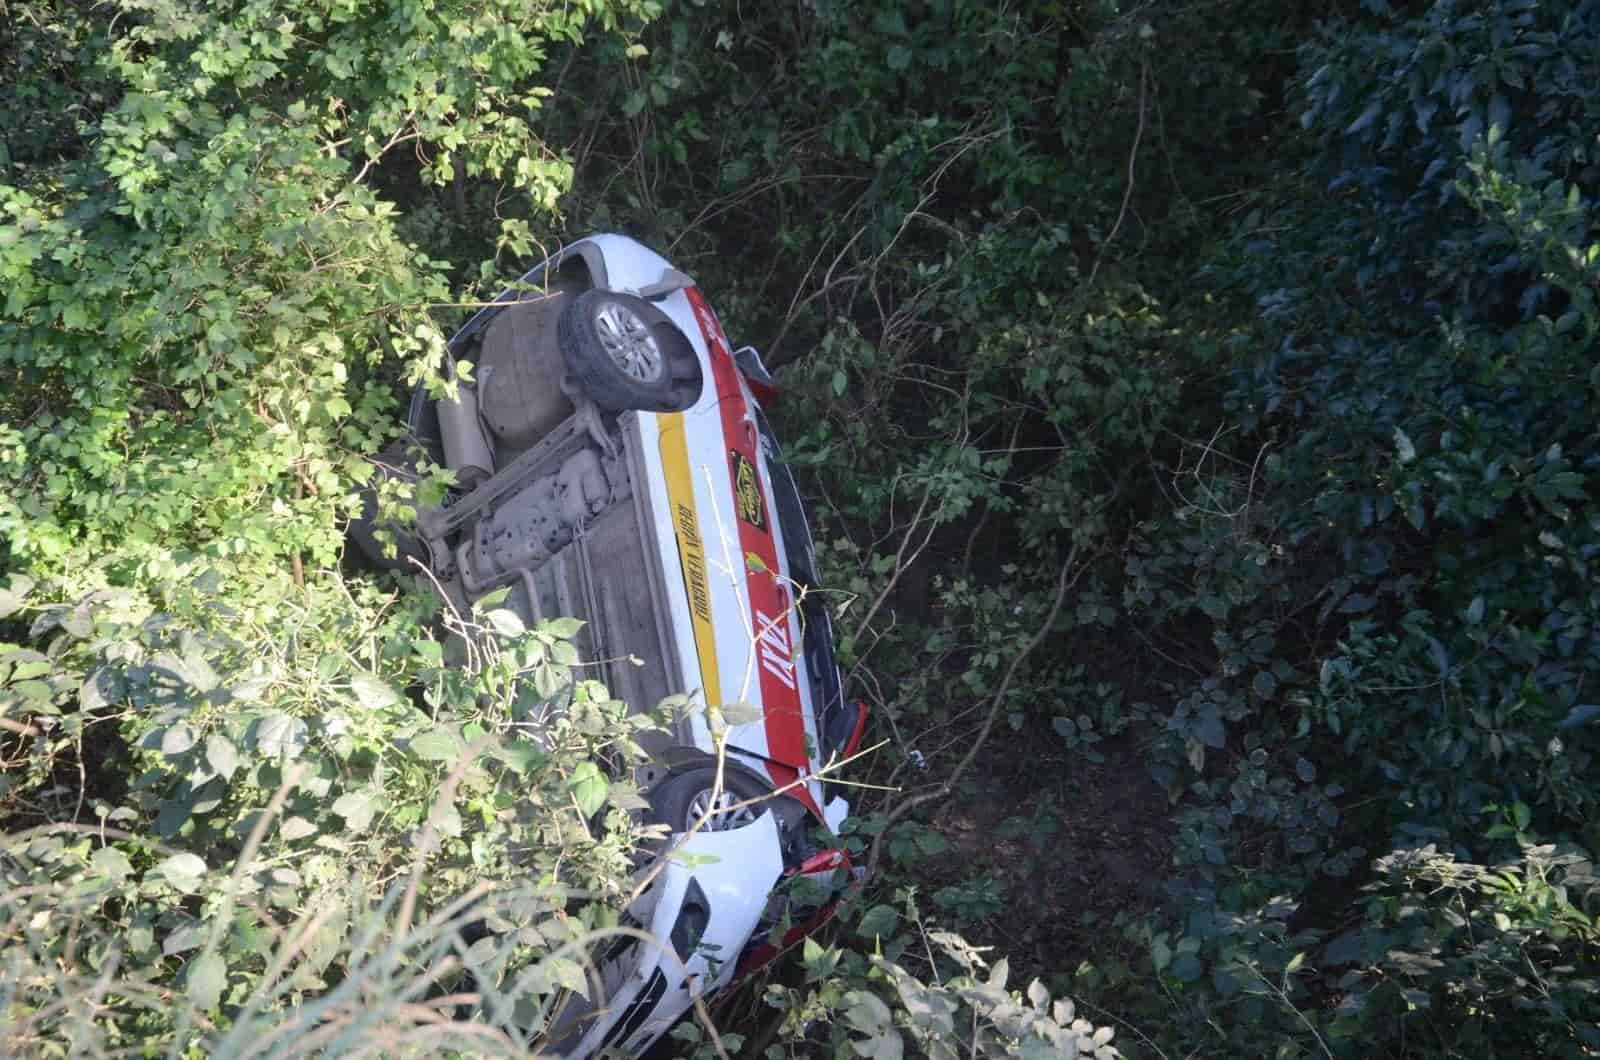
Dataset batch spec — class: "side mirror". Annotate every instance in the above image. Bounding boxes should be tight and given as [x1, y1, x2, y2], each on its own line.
[637, 267, 696, 300]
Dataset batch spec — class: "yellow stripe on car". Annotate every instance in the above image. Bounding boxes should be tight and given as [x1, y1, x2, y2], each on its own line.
[658, 412, 722, 709]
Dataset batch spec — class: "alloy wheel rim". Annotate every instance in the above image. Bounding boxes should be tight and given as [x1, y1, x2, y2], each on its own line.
[686, 788, 758, 831]
[594, 302, 664, 383]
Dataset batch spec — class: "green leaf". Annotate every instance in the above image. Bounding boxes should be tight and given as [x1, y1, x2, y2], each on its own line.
[171, 650, 219, 693]
[1558, 704, 1600, 729]
[0, 575, 34, 619]
[253, 712, 308, 760]
[433, 803, 462, 837]
[1195, 714, 1226, 749]
[475, 586, 512, 611]
[12, 678, 53, 703]
[79, 668, 116, 713]
[332, 791, 375, 833]
[206, 734, 239, 780]
[543, 617, 585, 639]
[155, 785, 199, 838]
[1346, 101, 1381, 135]
[163, 923, 205, 956]
[187, 952, 227, 1010]
[568, 761, 609, 818]
[89, 847, 133, 883]
[411, 725, 462, 762]
[717, 701, 764, 727]
[162, 722, 198, 757]
[350, 672, 399, 711]
[486, 608, 525, 637]
[549, 955, 589, 997]
[280, 816, 318, 841]
[857, 904, 899, 940]
[1400, 988, 1432, 1010]
[1393, 426, 1416, 464]
[533, 664, 563, 698]
[802, 936, 841, 981]
[843, 990, 892, 1033]
[158, 853, 207, 894]
[494, 740, 547, 776]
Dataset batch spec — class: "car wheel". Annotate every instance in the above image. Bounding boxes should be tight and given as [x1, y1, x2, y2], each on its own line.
[558, 289, 680, 412]
[648, 766, 770, 834]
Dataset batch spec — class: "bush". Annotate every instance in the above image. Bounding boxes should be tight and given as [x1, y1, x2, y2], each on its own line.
[1, 569, 661, 1053]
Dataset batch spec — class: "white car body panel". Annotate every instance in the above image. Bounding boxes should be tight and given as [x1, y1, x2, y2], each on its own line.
[570, 810, 786, 1059]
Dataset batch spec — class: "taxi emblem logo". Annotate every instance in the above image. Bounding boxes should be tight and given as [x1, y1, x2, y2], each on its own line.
[731, 451, 767, 531]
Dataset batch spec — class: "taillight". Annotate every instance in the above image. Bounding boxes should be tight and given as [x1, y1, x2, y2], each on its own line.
[842, 699, 869, 759]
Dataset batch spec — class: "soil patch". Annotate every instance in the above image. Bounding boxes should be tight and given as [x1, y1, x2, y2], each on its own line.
[914, 727, 1171, 981]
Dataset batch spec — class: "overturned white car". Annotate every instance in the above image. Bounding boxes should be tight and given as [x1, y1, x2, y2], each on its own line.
[351, 234, 867, 1056]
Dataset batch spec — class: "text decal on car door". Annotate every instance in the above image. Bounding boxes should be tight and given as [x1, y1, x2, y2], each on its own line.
[753, 607, 797, 691]
[658, 414, 723, 711]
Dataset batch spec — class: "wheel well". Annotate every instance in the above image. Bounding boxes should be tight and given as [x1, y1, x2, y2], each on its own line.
[552, 254, 595, 291]
[647, 746, 815, 841]
[651, 746, 771, 790]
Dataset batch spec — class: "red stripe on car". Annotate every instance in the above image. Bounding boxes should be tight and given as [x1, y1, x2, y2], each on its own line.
[684, 288, 819, 817]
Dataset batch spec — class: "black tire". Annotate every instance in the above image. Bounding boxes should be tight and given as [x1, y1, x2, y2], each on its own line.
[647, 766, 771, 834]
[558, 289, 680, 412]
[347, 442, 427, 572]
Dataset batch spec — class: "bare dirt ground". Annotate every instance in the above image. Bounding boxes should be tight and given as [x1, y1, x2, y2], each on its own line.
[918, 729, 1172, 984]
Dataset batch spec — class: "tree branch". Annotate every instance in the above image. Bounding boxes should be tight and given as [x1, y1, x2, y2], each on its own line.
[866, 545, 1082, 880]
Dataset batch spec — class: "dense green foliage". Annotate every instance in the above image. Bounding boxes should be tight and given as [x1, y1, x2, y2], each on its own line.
[0, 0, 679, 1052]
[5, 0, 1600, 1056]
